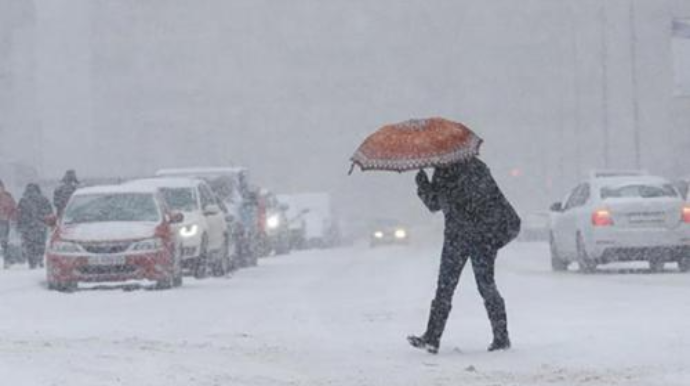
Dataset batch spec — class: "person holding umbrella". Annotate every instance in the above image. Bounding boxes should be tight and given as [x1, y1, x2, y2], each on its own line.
[351, 118, 521, 354]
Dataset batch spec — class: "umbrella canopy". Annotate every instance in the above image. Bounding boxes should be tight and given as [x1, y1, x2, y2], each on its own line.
[350, 117, 483, 173]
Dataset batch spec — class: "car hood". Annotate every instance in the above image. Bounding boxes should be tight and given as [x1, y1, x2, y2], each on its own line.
[59, 222, 160, 242]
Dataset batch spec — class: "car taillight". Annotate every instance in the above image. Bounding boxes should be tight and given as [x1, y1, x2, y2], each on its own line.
[592, 209, 614, 227]
[683, 206, 690, 223]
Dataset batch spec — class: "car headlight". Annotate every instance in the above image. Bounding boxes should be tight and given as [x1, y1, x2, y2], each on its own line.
[130, 238, 164, 252]
[267, 215, 281, 229]
[50, 241, 83, 254]
[179, 224, 199, 238]
[394, 229, 408, 239]
[373, 231, 384, 239]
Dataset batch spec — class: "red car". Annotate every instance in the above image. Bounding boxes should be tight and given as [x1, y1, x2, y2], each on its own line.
[46, 185, 184, 292]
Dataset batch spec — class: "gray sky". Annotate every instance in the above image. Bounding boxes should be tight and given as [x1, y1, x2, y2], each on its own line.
[3, 0, 690, 225]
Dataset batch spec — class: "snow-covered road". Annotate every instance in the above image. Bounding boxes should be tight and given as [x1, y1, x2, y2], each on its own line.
[1, 242, 688, 386]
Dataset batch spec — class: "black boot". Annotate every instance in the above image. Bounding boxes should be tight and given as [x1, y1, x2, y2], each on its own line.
[488, 337, 511, 351]
[488, 319, 511, 352]
[409, 300, 452, 354]
[407, 335, 439, 354]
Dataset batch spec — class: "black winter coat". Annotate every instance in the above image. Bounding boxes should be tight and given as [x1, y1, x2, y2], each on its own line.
[418, 158, 521, 249]
[54, 183, 78, 216]
[18, 189, 53, 254]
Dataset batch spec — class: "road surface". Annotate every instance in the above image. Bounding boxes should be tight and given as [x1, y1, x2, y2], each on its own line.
[0, 241, 688, 385]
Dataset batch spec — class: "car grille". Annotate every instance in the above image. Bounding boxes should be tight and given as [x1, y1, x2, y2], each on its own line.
[81, 242, 132, 254]
[77, 265, 137, 275]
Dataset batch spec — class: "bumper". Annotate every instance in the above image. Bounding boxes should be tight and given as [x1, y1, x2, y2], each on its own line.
[47, 250, 172, 284]
[370, 236, 409, 246]
[590, 227, 690, 261]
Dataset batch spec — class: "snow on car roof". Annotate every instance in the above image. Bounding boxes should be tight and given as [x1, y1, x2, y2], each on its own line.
[156, 167, 247, 177]
[74, 184, 160, 196]
[593, 175, 671, 189]
[588, 170, 647, 179]
[126, 177, 201, 189]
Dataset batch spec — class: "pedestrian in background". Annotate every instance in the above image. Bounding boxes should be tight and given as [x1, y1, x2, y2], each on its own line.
[53, 170, 79, 217]
[0, 180, 18, 268]
[18, 184, 53, 269]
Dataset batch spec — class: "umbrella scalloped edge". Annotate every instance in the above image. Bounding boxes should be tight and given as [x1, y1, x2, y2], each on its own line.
[350, 135, 483, 173]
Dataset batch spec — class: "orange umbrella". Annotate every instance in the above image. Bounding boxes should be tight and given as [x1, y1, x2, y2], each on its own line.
[350, 117, 483, 174]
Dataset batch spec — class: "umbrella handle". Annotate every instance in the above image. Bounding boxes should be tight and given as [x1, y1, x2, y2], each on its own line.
[348, 163, 356, 175]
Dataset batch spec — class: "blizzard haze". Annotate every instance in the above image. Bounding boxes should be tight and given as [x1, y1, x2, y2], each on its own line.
[2, 2, 690, 386]
[0, 0, 685, 221]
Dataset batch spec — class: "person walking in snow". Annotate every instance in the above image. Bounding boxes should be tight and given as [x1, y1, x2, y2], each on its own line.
[408, 157, 521, 354]
[53, 170, 79, 217]
[18, 184, 53, 269]
[0, 180, 18, 268]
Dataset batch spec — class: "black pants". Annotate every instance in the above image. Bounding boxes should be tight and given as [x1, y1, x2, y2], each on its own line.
[423, 235, 508, 346]
[0, 221, 10, 263]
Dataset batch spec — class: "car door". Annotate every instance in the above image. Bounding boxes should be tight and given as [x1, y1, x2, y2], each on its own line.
[199, 184, 226, 252]
[559, 184, 591, 257]
[552, 188, 576, 255]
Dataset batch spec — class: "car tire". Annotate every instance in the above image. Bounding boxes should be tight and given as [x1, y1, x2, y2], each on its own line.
[679, 258, 690, 273]
[49, 281, 77, 292]
[550, 234, 569, 272]
[155, 275, 174, 290]
[173, 245, 183, 288]
[194, 236, 210, 279]
[275, 236, 291, 256]
[212, 236, 231, 277]
[576, 234, 597, 274]
[649, 259, 665, 273]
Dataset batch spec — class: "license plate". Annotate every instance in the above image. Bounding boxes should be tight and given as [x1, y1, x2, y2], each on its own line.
[88, 255, 126, 266]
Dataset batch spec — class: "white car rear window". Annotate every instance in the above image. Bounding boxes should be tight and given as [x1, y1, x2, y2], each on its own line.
[601, 184, 678, 199]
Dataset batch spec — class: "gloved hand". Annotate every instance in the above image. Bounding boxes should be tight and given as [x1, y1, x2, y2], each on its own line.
[415, 170, 430, 187]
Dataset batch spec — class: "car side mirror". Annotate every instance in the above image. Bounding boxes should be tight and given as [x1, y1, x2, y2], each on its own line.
[204, 205, 220, 216]
[44, 214, 58, 227]
[550, 202, 563, 212]
[169, 212, 184, 224]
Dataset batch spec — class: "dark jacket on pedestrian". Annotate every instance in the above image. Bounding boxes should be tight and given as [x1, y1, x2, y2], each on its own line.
[18, 184, 54, 259]
[418, 157, 521, 249]
[53, 170, 79, 217]
[0, 190, 18, 222]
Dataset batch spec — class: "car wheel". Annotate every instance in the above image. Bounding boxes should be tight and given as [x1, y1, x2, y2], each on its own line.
[194, 237, 210, 279]
[576, 234, 597, 274]
[212, 236, 231, 277]
[550, 234, 569, 272]
[173, 245, 183, 287]
[49, 281, 77, 292]
[155, 275, 174, 290]
[275, 236, 291, 256]
[679, 258, 690, 273]
[649, 259, 665, 273]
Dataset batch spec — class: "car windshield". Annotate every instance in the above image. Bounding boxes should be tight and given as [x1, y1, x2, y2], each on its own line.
[63, 193, 161, 224]
[601, 184, 678, 199]
[161, 188, 198, 212]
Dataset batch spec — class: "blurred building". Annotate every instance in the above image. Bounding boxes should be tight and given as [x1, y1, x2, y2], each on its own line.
[21, 0, 690, 215]
[0, 0, 39, 172]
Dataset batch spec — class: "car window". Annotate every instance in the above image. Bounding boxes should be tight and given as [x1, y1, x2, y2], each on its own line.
[161, 188, 199, 212]
[564, 184, 590, 210]
[601, 183, 678, 199]
[199, 184, 216, 209]
[64, 193, 161, 224]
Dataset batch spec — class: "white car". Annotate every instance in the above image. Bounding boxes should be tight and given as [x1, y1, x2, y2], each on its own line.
[127, 178, 233, 278]
[549, 173, 690, 273]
